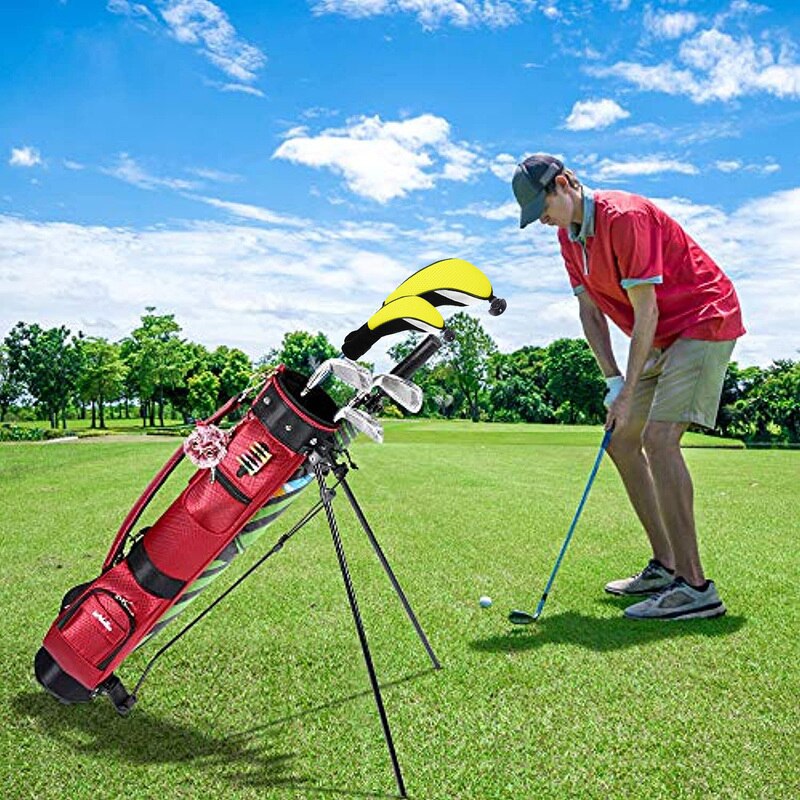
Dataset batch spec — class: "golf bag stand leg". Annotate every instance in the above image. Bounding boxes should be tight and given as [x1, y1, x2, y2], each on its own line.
[311, 456, 407, 799]
[338, 474, 441, 671]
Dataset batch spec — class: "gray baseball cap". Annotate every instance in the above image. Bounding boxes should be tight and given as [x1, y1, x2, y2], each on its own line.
[512, 154, 564, 228]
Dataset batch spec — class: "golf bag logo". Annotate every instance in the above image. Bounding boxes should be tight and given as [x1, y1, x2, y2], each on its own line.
[92, 611, 113, 632]
[236, 441, 272, 477]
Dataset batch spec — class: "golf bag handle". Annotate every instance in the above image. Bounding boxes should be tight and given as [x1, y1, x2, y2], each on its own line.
[102, 391, 245, 571]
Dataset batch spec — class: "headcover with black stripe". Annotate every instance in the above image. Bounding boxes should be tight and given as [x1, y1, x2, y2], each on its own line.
[341, 296, 445, 360]
[383, 258, 505, 315]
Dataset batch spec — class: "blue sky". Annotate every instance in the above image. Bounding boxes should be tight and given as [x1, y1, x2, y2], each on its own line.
[2, 0, 798, 368]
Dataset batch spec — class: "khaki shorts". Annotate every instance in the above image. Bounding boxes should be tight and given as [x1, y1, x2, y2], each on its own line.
[630, 338, 737, 430]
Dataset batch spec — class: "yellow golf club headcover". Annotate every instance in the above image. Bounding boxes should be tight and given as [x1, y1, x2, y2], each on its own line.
[342, 296, 444, 360]
[383, 258, 493, 307]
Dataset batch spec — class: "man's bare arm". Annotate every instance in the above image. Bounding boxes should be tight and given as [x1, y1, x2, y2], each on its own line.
[577, 291, 621, 378]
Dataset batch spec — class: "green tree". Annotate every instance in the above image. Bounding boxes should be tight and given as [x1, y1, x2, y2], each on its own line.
[4, 322, 83, 428]
[439, 312, 497, 421]
[126, 309, 187, 427]
[77, 338, 128, 429]
[488, 346, 554, 423]
[542, 338, 605, 424]
[264, 330, 338, 376]
[187, 370, 221, 420]
[209, 345, 253, 404]
[0, 343, 24, 421]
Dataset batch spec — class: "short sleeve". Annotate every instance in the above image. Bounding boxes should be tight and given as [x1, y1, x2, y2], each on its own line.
[609, 210, 664, 288]
[559, 234, 585, 295]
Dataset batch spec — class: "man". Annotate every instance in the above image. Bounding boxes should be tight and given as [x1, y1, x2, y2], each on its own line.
[512, 153, 745, 620]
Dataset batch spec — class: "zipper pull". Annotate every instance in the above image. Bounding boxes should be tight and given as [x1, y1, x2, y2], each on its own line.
[210, 465, 217, 483]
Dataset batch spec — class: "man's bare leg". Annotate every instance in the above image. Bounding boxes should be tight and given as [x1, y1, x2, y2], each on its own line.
[642, 420, 705, 586]
[606, 421, 674, 570]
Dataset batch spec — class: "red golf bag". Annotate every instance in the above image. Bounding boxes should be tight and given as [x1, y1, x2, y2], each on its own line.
[35, 366, 342, 713]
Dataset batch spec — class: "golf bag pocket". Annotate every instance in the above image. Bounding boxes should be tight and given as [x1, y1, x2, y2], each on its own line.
[55, 589, 135, 671]
[183, 467, 252, 533]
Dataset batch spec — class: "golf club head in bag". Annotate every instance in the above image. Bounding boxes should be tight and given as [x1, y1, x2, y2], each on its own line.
[341, 295, 445, 361]
[382, 258, 507, 317]
[334, 405, 384, 444]
[370, 374, 423, 413]
[302, 357, 373, 397]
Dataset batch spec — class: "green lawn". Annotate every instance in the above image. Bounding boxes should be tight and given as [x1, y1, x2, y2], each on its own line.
[0, 423, 797, 799]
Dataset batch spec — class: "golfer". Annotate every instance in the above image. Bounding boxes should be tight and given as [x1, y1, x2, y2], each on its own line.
[512, 154, 744, 620]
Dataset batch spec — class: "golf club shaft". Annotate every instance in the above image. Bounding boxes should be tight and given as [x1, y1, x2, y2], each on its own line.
[534, 428, 613, 617]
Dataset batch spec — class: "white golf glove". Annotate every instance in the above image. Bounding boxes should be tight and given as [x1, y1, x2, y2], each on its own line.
[604, 375, 625, 408]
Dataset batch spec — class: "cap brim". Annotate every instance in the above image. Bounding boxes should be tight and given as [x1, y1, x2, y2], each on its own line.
[519, 192, 546, 229]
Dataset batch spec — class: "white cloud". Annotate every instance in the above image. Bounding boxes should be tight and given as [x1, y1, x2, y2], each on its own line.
[564, 98, 630, 131]
[588, 156, 699, 181]
[157, 0, 266, 83]
[714, 158, 780, 175]
[63, 159, 86, 171]
[2, 185, 799, 367]
[312, 0, 543, 29]
[9, 146, 42, 167]
[273, 113, 483, 203]
[107, 0, 157, 21]
[102, 153, 199, 191]
[644, 8, 700, 40]
[189, 195, 308, 227]
[211, 81, 265, 97]
[186, 167, 241, 182]
[489, 153, 518, 181]
[592, 27, 800, 103]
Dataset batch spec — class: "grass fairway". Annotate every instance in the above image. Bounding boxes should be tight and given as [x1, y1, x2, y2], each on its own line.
[1, 422, 797, 799]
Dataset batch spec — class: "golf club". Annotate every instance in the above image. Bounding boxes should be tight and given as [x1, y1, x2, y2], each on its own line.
[301, 357, 373, 397]
[363, 373, 423, 414]
[334, 405, 384, 444]
[509, 427, 613, 625]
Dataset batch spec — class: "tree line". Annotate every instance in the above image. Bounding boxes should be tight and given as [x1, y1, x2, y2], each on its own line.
[1, 309, 797, 443]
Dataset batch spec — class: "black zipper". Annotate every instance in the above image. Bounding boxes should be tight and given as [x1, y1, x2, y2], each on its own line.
[214, 468, 253, 505]
[58, 588, 137, 670]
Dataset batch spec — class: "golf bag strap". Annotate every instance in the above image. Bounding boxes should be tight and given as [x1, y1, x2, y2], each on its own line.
[102, 391, 246, 571]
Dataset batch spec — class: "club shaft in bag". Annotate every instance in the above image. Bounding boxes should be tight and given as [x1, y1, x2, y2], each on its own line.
[510, 428, 612, 624]
[313, 461, 407, 798]
[339, 476, 441, 670]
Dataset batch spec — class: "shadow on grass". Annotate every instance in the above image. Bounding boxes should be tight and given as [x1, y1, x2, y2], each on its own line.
[14, 668, 437, 799]
[469, 603, 747, 655]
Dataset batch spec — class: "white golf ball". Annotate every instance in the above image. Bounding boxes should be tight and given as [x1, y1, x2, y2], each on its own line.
[479, 595, 492, 608]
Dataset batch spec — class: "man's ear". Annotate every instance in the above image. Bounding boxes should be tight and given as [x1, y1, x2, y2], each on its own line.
[555, 174, 569, 190]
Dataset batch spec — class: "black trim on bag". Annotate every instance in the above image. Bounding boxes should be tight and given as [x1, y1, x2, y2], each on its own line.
[253, 370, 338, 453]
[127, 538, 186, 600]
[214, 468, 252, 504]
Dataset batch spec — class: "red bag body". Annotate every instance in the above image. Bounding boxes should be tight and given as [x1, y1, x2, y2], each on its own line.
[35, 367, 340, 701]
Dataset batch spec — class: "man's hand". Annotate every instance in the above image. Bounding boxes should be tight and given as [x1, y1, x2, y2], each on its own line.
[606, 386, 633, 431]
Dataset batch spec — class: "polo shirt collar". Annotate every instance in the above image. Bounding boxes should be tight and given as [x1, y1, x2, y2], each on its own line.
[567, 188, 595, 243]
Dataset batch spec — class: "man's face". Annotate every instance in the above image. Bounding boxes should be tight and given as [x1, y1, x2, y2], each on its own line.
[539, 184, 574, 228]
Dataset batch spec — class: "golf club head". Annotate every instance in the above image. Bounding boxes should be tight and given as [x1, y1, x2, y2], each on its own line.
[334, 405, 384, 444]
[342, 296, 445, 360]
[329, 359, 373, 393]
[371, 373, 423, 413]
[508, 609, 538, 626]
[302, 358, 372, 396]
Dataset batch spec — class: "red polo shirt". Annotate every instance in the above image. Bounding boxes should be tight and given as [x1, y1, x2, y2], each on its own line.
[559, 190, 745, 349]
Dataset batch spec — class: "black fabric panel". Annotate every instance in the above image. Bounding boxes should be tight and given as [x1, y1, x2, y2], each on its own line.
[35, 648, 94, 703]
[252, 373, 337, 453]
[127, 538, 186, 600]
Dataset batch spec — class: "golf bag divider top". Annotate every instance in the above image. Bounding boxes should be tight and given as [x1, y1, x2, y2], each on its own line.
[35, 366, 340, 712]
